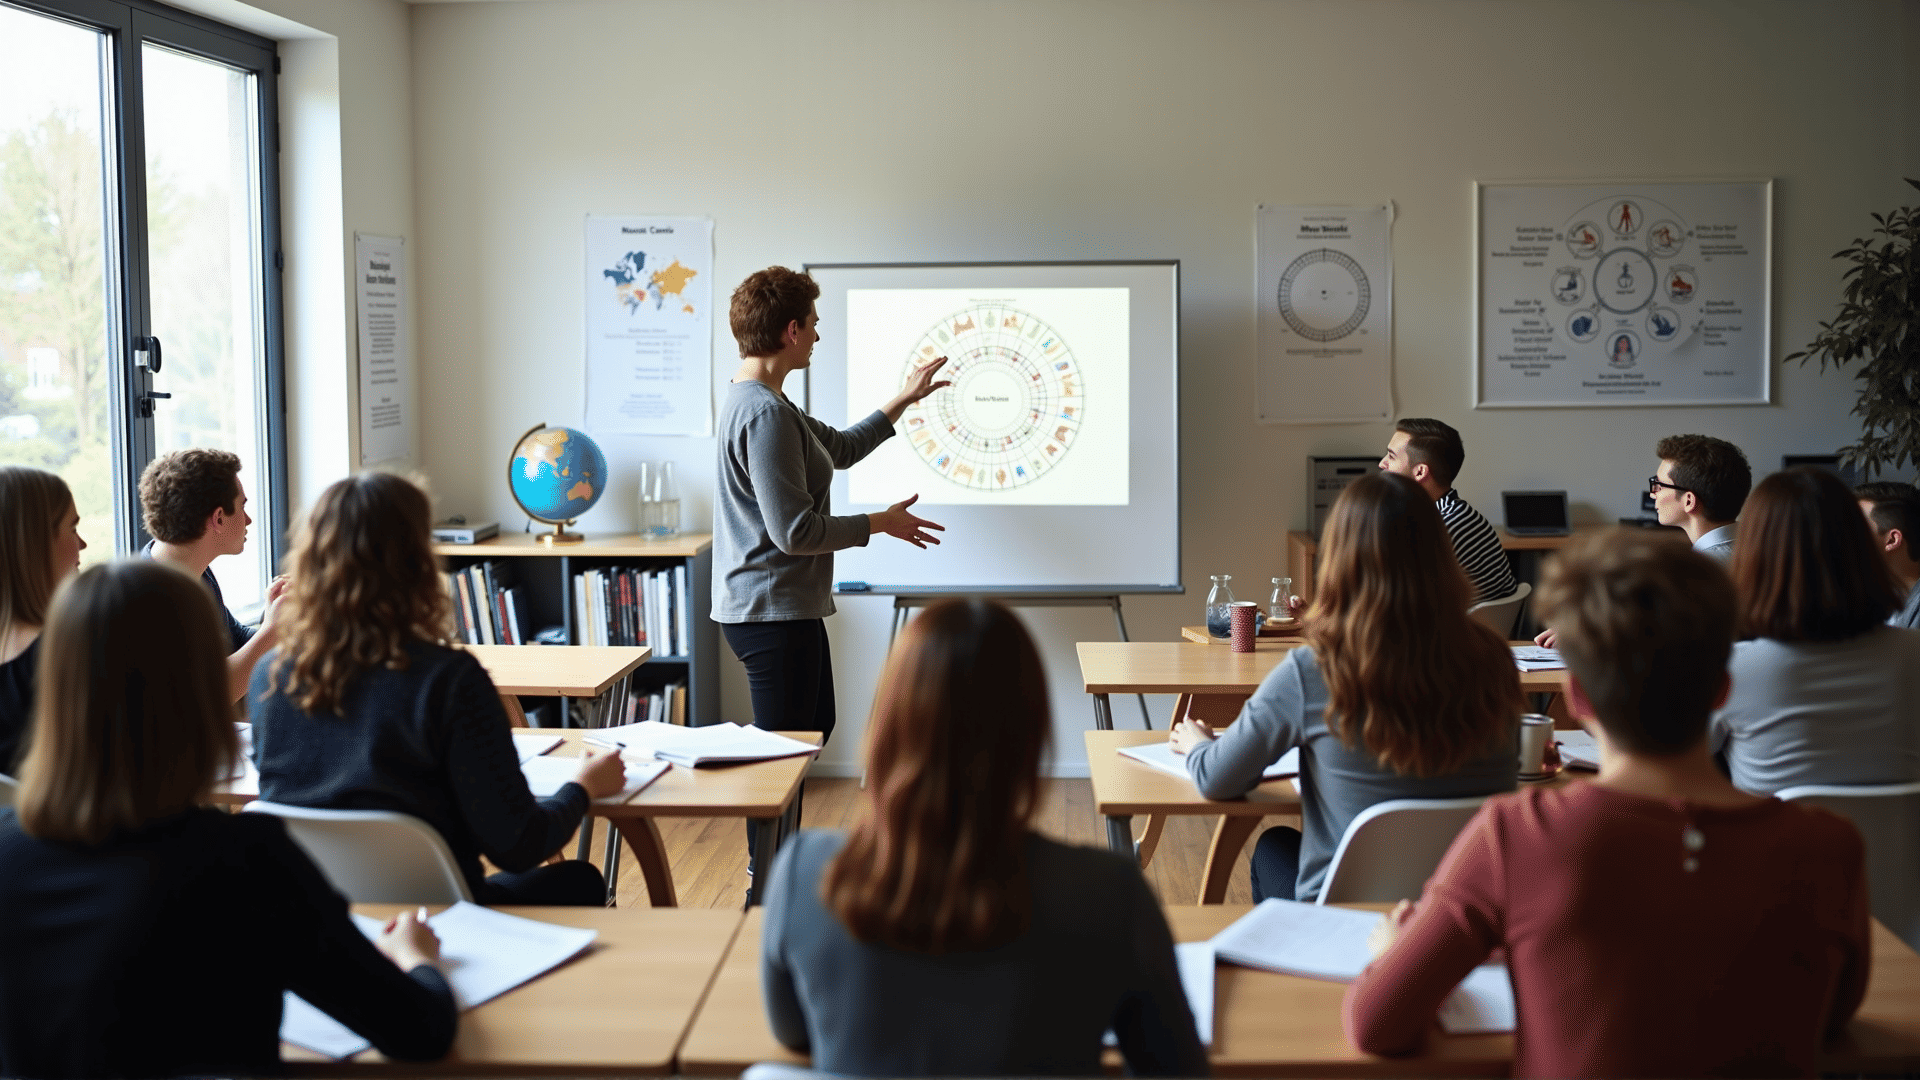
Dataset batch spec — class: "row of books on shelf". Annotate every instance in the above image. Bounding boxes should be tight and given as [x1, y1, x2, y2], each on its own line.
[446, 562, 529, 646]
[573, 564, 693, 656]
[609, 677, 688, 727]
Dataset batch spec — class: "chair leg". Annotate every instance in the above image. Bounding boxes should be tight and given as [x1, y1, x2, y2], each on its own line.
[1200, 816, 1261, 904]
[499, 693, 529, 728]
[612, 817, 677, 907]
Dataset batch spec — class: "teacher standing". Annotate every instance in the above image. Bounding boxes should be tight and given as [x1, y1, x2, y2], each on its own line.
[714, 267, 948, 878]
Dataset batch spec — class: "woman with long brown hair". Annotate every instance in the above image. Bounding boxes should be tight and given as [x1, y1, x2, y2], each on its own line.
[0, 560, 455, 1077]
[760, 598, 1206, 1077]
[0, 466, 86, 775]
[1712, 465, 1920, 794]
[1171, 471, 1522, 902]
[250, 472, 625, 905]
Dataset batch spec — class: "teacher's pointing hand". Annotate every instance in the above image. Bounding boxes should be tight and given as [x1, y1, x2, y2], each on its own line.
[870, 494, 945, 549]
[882, 356, 952, 422]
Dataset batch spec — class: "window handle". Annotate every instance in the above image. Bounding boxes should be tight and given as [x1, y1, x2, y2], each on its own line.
[137, 390, 171, 418]
[134, 335, 162, 373]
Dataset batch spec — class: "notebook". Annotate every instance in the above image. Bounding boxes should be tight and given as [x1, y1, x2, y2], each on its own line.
[1118, 742, 1299, 784]
[1502, 490, 1571, 537]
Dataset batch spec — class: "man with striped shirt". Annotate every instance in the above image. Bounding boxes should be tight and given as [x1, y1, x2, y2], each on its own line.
[1379, 418, 1518, 605]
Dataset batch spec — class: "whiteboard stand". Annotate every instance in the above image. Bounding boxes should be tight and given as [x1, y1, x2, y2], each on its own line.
[885, 594, 1154, 730]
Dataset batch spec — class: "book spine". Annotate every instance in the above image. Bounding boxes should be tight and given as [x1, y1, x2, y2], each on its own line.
[675, 564, 691, 661]
[571, 572, 588, 646]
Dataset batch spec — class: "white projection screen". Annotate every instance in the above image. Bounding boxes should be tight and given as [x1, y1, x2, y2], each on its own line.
[804, 262, 1180, 595]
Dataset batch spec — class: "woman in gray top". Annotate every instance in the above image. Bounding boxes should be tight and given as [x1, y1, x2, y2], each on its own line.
[1170, 473, 1522, 902]
[762, 599, 1206, 1077]
[1712, 467, 1918, 795]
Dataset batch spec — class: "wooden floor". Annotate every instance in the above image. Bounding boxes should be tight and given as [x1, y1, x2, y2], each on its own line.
[566, 778, 1292, 909]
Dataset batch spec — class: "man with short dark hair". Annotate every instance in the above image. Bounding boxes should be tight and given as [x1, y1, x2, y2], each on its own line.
[138, 448, 285, 701]
[1857, 480, 1920, 629]
[1379, 418, 1517, 604]
[1651, 434, 1751, 561]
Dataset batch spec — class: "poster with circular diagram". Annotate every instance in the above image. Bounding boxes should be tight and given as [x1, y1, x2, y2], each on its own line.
[1476, 181, 1771, 407]
[1256, 204, 1395, 423]
[844, 288, 1129, 506]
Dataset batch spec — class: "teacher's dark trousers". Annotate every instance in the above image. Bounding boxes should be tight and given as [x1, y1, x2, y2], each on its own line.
[721, 618, 835, 901]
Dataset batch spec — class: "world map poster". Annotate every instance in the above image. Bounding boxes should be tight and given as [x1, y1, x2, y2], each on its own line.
[584, 215, 713, 435]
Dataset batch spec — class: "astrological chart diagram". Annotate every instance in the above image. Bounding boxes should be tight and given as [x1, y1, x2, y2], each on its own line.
[898, 303, 1083, 491]
[1554, 196, 1697, 369]
[1277, 248, 1371, 342]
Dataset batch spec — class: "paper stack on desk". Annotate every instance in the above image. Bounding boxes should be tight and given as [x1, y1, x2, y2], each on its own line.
[520, 753, 668, 803]
[1118, 742, 1299, 784]
[1556, 729, 1601, 770]
[589, 720, 819, 767]
[1511, 645, 1566, 672]
[280, 903, 599, 1059]
[1210, 899, 1515, 1035]
[511, 732, 562, 763]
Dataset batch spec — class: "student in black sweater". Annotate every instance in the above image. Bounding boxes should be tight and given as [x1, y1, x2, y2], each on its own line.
[0, 560, 457, 1077]
[0, 466, 86, 776]
[249, 472, 624, 905]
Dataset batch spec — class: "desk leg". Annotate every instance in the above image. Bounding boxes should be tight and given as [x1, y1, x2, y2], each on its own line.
[574, 817, 594, 861]
[1105, 813, 1135, 860]
[747, 815, 781, 907]
[1200, 816, 1261, 905]
[612, 817, 677, 907]
[1134, 814, 1166, 867]
[1092, 693, 1114, 732]
[602, 823, 622, 905]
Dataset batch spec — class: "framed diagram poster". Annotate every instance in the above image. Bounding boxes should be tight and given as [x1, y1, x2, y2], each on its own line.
[1476, 180, 1771, 407]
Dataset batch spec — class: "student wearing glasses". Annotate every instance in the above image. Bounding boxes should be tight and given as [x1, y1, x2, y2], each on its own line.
[1649, 433, 1750, 561]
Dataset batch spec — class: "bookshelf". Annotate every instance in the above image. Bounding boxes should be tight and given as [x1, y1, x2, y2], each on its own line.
[433, 532, 718, 726]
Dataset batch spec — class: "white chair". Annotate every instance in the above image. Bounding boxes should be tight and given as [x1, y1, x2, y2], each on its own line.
[1316, 796, 1489, 905]
[741, 1065, 843, 1080]
[0, 772, 15, 809]
[1776, 781, 1920, 952]
[1468, 581, 1531, 638]
[243, 801, 473, 904]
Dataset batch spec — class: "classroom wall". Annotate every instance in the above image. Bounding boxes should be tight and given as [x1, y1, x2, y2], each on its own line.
[394, 0, 1920, 777]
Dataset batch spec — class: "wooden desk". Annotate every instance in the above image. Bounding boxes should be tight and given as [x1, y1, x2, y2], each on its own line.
[285, 904, 741, 1076]
[678, 904, 1920, 1078]
[463, 644, 650, 700]
[1286, 524, 1613, 606]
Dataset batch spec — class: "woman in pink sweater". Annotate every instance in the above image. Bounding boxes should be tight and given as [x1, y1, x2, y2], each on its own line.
[1344, 528, 1870, 1078]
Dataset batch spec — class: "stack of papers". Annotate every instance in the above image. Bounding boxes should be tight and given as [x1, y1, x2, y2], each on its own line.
[588, 720, 818, 768]
[1511, 645, 1566, 672]
[1118, 743, 1299, 784]
[280, 902, 599, 1059]
[1555, 729, 1600, 770]
[1209, 899, 1515, 1035]
[520, 754, 669, 803]
[511, 732, 562, 763]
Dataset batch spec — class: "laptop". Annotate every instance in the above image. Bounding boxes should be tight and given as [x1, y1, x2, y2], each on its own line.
[1502, 490, 1571, 537]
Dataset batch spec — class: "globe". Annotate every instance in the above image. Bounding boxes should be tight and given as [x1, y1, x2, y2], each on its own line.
[508, 425, 608, 539]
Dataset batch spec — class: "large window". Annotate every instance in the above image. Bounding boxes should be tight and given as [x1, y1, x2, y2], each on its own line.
[0, 0, 282, 608]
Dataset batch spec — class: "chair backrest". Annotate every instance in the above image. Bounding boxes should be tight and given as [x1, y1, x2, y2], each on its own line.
[741, 1064, 843, 1080]
[1467, 581, 1531, 638]
[0, 772, 15, 809]
[1317, 796, 1489, 905]
[243, 801, 473, 904]
[1776, 781, 1920, 953]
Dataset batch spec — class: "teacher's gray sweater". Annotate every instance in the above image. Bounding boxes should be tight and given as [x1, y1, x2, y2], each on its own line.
[713, 380, 894, 623]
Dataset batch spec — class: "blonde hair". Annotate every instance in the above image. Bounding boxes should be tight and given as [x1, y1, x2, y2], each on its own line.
[16, 561, 237, 844]
[0, 466, 74, 640]
[271, 472, 451, 714]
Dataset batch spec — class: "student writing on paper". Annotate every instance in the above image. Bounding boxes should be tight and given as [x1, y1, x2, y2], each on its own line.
[1170, 472, 1520, 902]
[0, 466, 86, 776]
[250, 473, 625, 905]
[1712, 467, 1920, 795]
[761, 599, 1207, 1077]
[0, 561, 456, 1077]
[1346, 530, 1870, 1078]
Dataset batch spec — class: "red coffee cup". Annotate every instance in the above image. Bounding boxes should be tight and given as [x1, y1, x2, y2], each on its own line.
[1229, 602, 1259, 652]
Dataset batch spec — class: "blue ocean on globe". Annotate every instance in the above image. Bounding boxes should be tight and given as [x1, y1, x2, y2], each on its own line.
[509, 426, 608, 522]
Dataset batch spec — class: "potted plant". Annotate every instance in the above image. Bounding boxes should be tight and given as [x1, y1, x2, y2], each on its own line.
[1786, 178, 1920, 478]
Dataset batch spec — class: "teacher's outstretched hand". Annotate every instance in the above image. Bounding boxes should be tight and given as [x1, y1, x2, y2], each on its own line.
[870, 494, 944, 549]
[881, 356, 952, 422]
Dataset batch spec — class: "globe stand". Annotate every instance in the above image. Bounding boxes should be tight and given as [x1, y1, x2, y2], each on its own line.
[536, 519, 584, 546]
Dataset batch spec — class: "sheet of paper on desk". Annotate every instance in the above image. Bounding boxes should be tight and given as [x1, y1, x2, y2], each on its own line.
[520, 754, 670, 802]
[1556, 729, 1600, 770]
[1437, 965, 1516, 1034]
[512, 732, 563, 762]
[1119, 742, 1299, 784]
[1105, 940, 1215, 1050]
[280, 913, 386, 1059]
[1511, 645, 1566, 671]
[593, 719, 819, 767]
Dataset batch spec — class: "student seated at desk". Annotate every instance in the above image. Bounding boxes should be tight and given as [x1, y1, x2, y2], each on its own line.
[1856, 480, 1920, 629]
[1346, 529, 1870, 1078]
[761, 598, 1207, 1077]
[1171, 472, 1520, 902]
[1376, 417, 1518, 604]
[1712, 466, 1920, 795]
[250, 473, 624, 906]
[0, 466, 85, 775]
[0, 560, 455, 1077]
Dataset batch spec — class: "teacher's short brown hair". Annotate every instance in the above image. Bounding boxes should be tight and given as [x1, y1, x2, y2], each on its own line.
[729, 266, 820, 358]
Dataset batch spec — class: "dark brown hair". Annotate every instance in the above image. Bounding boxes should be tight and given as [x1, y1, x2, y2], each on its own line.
[1730, 466, 1898, 642]
[1304, 472, 1522, 777]
[138, 448, 242, 543]
[1655, 434, 1751, 524]
[15, 561, 236, 842]
[0, 466, 73, 637]
[1393, 417, 1466, 487]
[1856, 480, 1920, 566]
[729, 266, 819, 358]
[822, 598, 1049, 953]
[1536, 528, 1735, 756]
[270, 472, 452, 714]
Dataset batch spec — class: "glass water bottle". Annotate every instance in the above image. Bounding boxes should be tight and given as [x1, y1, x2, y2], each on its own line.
[1205, 575, 1235, 639]
[1270, 576, 1293, 619]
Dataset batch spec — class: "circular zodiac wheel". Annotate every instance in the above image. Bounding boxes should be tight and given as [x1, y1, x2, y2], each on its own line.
[897, 303, 1083, 490]
[1277, 248, 1371, 342]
